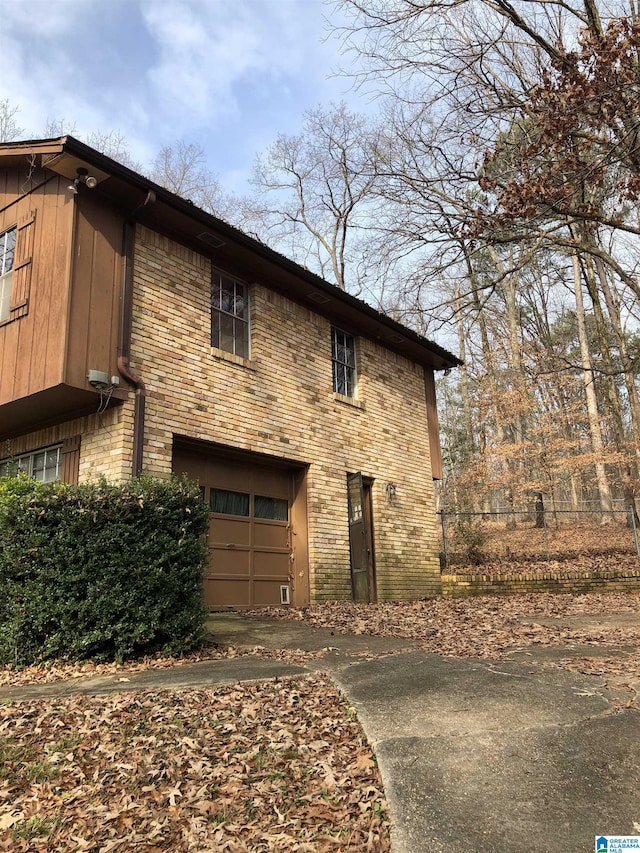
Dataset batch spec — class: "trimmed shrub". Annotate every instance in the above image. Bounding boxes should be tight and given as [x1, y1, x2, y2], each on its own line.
[0, 476, 209, 665]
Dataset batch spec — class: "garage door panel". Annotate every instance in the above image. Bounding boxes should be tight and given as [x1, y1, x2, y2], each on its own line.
[253, 550, 290, 578]
[208, 547, 251, 577]
[252, 581, 286, 606]
[206, 579, 251, 608]
[173, 444, 307, 609]
[253, 522, 289, 548]
[209, 518, 251, 546]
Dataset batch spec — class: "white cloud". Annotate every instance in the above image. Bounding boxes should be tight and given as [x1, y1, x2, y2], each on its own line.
[0, 0, 365, 191]
[0, 0, 85, 38]
[141, 0, 303, 127]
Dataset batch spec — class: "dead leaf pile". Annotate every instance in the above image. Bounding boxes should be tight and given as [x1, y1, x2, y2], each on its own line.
[0, 675, 389, 852]
[446, 521, 638, 569]
[448, 554, 640, 577]
[260, 591, 640, 680]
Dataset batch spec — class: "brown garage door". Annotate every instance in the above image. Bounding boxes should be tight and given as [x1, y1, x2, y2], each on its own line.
[173, 444, 306, 609]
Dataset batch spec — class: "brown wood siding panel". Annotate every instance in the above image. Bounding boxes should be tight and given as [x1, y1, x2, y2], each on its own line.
[0, 319, 19, 408]
[41, 180, 73, 391]
[60, 434, 81, 484]
[424, 368, 443, 480]
[66, 193, 123, 389]
[0, 171, 73, 406]
[0, 168, 22, 207]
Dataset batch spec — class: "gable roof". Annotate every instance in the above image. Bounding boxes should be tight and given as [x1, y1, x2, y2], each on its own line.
[0, 136, 461, 371]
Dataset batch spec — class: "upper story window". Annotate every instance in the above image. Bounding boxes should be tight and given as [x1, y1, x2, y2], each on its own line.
[331, 326, 357, 397]
[0, 226, 16, 322]
[211, 270, 249, 359]
[0, 445, 61, 483]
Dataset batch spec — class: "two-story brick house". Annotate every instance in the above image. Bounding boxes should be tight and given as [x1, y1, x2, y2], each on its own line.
[0, 136, 460, 608]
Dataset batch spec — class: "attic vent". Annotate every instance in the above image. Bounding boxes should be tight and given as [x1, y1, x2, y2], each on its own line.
[307, 291, 331, 305]
[386, 333, 405, 344]
[198, 232, 225, 249]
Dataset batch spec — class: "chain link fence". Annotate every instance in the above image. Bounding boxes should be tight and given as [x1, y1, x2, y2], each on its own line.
[438, 507, 640, 569]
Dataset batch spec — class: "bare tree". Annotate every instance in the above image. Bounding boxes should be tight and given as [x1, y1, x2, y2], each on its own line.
[245, 102, 380, 291]
[331, 0, 640, 515]
[150, 140, 231, 218]
[0, 99, 24, 143]
[42, 116, 142, 170]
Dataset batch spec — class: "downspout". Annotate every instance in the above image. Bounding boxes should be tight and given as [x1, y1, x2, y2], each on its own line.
[118, 190, 156, 476]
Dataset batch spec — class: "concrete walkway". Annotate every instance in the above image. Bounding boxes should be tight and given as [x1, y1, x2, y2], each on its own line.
[3, 613, 639, 853]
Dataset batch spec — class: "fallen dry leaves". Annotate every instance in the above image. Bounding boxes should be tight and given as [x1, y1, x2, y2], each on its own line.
[445, 521, 638, 570]
[259, 591, 640, 681]
[0, 675, 389, 852]
[451, 553, 640, 577]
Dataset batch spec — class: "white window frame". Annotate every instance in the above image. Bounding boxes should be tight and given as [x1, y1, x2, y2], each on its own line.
[0, 226, 16, 322]
[0, 445, 62, 483]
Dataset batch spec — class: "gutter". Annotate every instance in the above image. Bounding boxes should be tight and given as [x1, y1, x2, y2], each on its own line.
[118, 190, 156, 476]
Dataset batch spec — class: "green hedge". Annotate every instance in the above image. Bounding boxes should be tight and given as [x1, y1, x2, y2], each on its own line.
[0, 476, 210, 665]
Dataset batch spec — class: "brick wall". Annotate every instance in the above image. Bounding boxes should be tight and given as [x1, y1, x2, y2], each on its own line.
[441, 570, 640, 597]
[4, 224, 443, 602]
[124, 226, 441, 601]
[0, 406, 131, 481]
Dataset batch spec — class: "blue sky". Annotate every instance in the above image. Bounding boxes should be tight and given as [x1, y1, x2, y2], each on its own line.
[0, 0, 364, 193]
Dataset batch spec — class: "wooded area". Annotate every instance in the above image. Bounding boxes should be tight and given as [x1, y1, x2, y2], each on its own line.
[4, 0, 640, 520]
[287, 0, 640, 522]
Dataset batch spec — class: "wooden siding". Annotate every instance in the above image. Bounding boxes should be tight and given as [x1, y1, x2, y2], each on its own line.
[0, 170, 74, 406]
[66, 191, 123, 389]
[424, 368, 443, 480]
[0, 166, 126, 438]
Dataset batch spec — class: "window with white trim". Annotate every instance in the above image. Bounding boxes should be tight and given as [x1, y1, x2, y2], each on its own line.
[211, 270, 249, 359]
[331, 326, 357, 397]
[0, 226, 16, 322]
[0, 446, 62, 483]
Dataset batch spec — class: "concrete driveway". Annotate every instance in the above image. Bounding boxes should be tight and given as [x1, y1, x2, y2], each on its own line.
[334, 651, 639, 853]
[3, 612, 639, 853]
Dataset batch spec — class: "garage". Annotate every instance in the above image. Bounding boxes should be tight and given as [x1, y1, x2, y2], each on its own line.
[173, 439, 309, 609]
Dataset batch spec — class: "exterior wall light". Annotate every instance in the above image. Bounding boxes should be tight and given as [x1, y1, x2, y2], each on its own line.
[68, 167, 98, 194]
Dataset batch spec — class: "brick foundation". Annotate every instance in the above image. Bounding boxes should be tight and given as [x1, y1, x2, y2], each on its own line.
[441, 570, 640, 597]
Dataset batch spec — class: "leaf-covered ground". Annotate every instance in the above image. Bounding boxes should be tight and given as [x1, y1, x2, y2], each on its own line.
[3, 589, 640, 688]
[445, 521, 638, 569]
[259, 591, 640, 683]
[0, 675, 389, 852]
[2, 590, 638, 849]
[448, 553, 640, 577]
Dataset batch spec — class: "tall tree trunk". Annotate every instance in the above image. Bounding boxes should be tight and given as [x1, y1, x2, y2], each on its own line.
[572, 251, 614, 519]
[455, 281, 476, 459]
[487, 246, 530, 523]
[463, 243, 514, 522]
[594, 254, 640, 484]
[580, 242, 638, 519]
